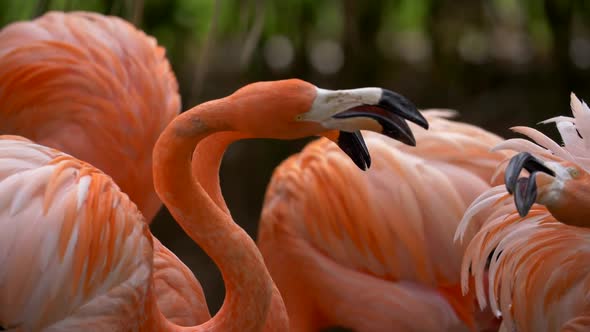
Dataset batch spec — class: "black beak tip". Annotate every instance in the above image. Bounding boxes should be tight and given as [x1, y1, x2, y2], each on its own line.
[505, 184, 514, 195]
[415, 112, 429, 130]
[403, 135, 417, 147]
[337, 131, 372, 171]
[379, 89, 429, 130]
[381, 127, 417, 147]
[516, 198, 533, 217]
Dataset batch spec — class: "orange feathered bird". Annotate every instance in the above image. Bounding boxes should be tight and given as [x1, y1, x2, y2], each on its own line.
[0, 11, 177, 222]
[258, 109, 509, 331]
[0, 12, 209, 326]
[0, 79, 426, 330]
[456, 93, 590, 331]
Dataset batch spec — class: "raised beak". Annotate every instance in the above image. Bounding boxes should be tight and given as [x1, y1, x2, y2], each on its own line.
[504, 152, 555, 217]
[332, 89, 428, 147]
[303, 86, 427, 171]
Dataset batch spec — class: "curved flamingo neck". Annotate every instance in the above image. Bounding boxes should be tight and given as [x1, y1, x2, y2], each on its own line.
[152, 99, 273, 331]
[191, 131, 249, 215]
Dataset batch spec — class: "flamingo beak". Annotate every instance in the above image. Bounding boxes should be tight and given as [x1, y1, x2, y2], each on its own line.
[504, 152, 555, 217]
[332, 89, 428, 147]
[300, 87, 427, 171]
[336, 131, 372, 170]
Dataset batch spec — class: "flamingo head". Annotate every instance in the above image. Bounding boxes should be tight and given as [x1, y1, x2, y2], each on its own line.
[504, 151, 590, 225]
[228, 79, 428, 170]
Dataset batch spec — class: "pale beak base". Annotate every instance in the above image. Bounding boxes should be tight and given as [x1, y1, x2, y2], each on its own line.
[303, 86, 427, 171]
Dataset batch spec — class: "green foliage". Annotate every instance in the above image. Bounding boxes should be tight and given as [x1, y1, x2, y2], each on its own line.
[46, 0, 106, 12]
[524, 0, 552, 53]
[174, 0, 214, 36]
[0, 1, 35, 25]
[1, 0, 589, 101]
[393, 0, 429, 32]
[312, 0, 343, 39]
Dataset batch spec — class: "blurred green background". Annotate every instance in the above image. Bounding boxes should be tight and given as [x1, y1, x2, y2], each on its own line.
[3, 0, 590, 314]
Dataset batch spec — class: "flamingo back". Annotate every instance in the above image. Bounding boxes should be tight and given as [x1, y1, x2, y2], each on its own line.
[0, 11, 180, 221]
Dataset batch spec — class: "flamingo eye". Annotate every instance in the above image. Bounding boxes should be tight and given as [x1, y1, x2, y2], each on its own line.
[567, 167, 580, 178]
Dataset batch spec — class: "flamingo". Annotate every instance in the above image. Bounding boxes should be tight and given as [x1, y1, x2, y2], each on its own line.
[455, 93, 590, 331]
[0, 11, 209, 326]
[0, 11, 177, 223]
[0, 79, 426, 330]
[257, 109, 509, 331]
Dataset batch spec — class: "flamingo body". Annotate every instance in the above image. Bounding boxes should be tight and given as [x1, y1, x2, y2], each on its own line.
[457, 93, 590, 331]
[259, 110, 508, 331]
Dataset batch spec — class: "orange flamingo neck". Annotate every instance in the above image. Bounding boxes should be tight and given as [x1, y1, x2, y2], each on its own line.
[191, 131, 250, 215]
[152, 99, 273, 331]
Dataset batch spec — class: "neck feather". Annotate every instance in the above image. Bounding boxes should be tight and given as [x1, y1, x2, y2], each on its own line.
[152, 100, 273, 331]
[191, 131, 249, 215]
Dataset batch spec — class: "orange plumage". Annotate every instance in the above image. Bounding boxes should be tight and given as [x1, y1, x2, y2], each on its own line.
[0, 11, 179, 222]
[0, 11, 208, 327]
[0, 136, 153, 330]
[1, 75, 428, 330]
[457, 93, 590, 331]
[258, 110, 509, 331]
